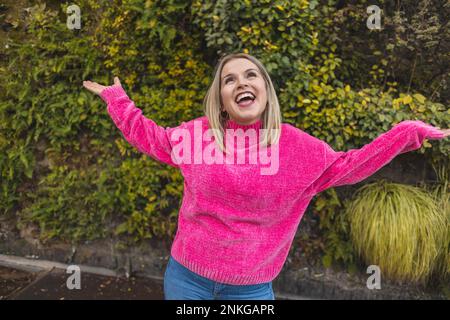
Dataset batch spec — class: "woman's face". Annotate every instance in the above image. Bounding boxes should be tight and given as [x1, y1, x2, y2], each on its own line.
[220, 58, 268, 125]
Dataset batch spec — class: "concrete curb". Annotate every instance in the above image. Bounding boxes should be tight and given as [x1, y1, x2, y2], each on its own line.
[0, 254, 161, 279]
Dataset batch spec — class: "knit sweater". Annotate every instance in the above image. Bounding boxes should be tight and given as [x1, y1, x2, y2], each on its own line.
[100, 85, 445, 285]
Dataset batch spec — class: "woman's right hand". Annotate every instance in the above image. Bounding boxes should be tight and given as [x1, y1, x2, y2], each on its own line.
[83, 76, 122, 96]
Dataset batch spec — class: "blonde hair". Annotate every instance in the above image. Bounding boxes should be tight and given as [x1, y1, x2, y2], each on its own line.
[203, 53, 282, 154]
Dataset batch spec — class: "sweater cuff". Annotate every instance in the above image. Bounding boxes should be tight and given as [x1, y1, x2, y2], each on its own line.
[100, 85, 128, 104]
[397, 120, 444, 140]
[409, 120, 444, 140]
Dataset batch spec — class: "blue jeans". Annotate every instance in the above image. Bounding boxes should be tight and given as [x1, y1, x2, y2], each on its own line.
[164, 256, 275, 300]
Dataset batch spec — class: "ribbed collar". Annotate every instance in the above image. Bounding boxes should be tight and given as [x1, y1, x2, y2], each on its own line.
[225, 118, 262, 131]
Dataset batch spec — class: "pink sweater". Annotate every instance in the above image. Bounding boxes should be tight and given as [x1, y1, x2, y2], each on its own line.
[100, 85, 445, 285]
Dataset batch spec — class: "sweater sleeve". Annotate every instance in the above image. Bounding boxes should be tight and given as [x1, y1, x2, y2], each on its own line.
[311, 120, 445, 195]
[100, 85, 180, 168]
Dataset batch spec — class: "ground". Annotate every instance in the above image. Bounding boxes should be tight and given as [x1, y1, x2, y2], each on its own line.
[0, 265, 164, 300]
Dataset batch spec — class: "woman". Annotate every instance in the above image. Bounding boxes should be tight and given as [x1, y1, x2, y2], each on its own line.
[83, 53, 449, 300]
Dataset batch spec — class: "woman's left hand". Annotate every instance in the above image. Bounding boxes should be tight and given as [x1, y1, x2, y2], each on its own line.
[435, 127, 450, 138]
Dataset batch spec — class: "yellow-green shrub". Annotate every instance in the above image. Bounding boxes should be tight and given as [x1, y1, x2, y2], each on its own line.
[345, 180, 448, 284]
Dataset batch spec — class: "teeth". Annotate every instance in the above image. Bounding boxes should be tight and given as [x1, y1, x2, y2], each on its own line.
[236, 92, 255, 103]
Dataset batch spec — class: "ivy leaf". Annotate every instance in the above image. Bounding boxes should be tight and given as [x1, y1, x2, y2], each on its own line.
[115, 222, 129, 235]
[413, 93, 426, 104]
[322, 254, 332, 268]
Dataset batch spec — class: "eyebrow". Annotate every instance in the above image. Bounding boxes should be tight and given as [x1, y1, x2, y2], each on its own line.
[222, 68, 259, 80]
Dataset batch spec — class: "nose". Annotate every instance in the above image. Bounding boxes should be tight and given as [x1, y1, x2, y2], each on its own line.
[236, 76, 250, 89]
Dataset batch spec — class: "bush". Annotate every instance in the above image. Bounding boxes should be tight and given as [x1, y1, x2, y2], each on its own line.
[0, 0, 448, 250]
[345, 180, 448, 284]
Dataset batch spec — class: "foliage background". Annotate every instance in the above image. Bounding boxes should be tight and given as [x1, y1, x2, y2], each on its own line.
[0, 0, 448, 281]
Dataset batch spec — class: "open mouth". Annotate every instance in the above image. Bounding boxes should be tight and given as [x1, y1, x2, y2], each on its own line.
[235, 92, 256, 108]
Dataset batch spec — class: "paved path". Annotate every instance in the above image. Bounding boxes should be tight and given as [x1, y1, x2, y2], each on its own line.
[8, 267, 164, 300]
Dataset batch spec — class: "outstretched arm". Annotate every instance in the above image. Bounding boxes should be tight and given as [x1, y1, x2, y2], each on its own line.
[83, 77, 180, 168]
[310, 120, 449, 195]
